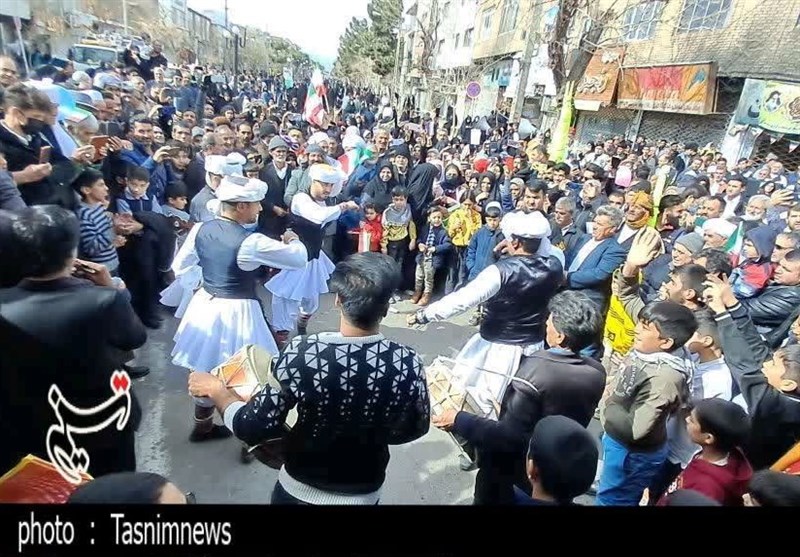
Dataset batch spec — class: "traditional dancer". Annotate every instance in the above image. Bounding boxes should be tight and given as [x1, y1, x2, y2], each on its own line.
[171, 175, 308, 443]
[407, 210, 564, 419]
[160, 154, 245, 318]
[267, 164, 359, 345]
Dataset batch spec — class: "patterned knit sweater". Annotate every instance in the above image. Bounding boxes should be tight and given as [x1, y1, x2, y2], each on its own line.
[229, 332, 431, 494]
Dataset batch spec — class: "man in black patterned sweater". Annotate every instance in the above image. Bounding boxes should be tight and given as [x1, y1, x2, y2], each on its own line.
[189, 252, 430, 504]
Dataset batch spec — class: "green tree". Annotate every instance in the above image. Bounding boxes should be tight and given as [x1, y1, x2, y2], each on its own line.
[367, 0, 402, 76]
[334, 0, 402, 83]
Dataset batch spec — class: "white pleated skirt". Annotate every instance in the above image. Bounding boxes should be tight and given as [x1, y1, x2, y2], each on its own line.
[265, 253, 335, 301]
[450, 333, 543, 420]
[171, 288, 278, 372]
[160, 265, 203, 319]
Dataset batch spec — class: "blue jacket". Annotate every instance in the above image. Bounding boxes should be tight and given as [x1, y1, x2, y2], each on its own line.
[565, 236, 627, 309]
[118, 142, 168, 202]
[466, 225, 503, 281]
[416, 224, 452, 270]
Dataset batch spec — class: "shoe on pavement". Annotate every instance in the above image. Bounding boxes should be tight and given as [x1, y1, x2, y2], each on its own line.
[189, 424, 233, 443]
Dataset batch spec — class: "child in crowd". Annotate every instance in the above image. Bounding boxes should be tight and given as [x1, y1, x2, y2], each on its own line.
[657, 399, 752, 506]
[72, 168, 123, 274]
[357, 202, 383, 253]
[116, 166, 164, 215]
[729, 225, 778, 298]
[381, 186, 417, 302]
[412, 206, 452, 307]
[744, 470, 800, 506]
[465, 201, 503, 325]
[162, 181, 193, 249]
[597, 301, 698, 506]
[445, 192, 482, 293]
[515, 416, 599, 506]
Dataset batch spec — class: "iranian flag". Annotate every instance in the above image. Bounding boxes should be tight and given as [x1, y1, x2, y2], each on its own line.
[303, 69, 328, 128]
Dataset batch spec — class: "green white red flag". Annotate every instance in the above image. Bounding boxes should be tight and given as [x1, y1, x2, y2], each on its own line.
[304, 69, 328, 128]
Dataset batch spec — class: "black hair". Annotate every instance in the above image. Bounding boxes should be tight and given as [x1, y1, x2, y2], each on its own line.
[391, 186, 408, 199]
[707, 194, 726, 210]
[786, 248, 800, 264]
[553, 162, 571, 174]
[696, 248, 733, 278]
[484, 204, 502, 218]
[608, 188, 625, 200]
[692, 398, 750, 452]
[526, 180, 547, 195]
[68, 472, 172, 504]
[583, 162, 605, 180]
[428, 205, 444, 216]
[672, 263, 708, 303]
[692, 308, 720, 348]
[2, 83, 53, 112]
[547, 291, 602, 352]
[747, 470, 800, 506]
[167, 139, 190, 155]
[777, 344, 800, 388]
[727, 174, 746, 186]
[70, 168, 104, 196]
[363, 201, 378, 213]
[127, 165, 150, 183]
[635, 166, 651, 180]
[329, 253, 401, 329]
[659, 194, 683, 213]
[681, 184, 709, 201]
[10, 205, 80, 278]
[637, 301, 698, 350]
[513, 236, 542, 254]
[165, 181, 188, 200]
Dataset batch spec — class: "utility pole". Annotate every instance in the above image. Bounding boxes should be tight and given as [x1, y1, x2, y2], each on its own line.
[510, 23, 537, 124]
[224, 0, 229, 29]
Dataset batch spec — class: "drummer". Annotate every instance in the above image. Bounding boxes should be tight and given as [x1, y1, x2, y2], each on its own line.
[171, 175, 307, 447]
[407, 210, 563, 419]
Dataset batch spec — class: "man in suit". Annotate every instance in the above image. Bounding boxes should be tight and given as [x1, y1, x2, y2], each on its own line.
[258, 136, 291, 240]
[565, 205, 627, 312]
[0, 205, 147, 477]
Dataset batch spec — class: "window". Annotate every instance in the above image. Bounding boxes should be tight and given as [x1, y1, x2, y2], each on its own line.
[622, 1, 665, 41]
[480, 8, 495, 38]
[464, 27, 474, 46]
[499, 0, 520, 33]
[678, 0, 732, 32]
[454, 34, 461, 48]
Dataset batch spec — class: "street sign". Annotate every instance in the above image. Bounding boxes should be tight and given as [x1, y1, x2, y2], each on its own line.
[466, 81, 481, 99]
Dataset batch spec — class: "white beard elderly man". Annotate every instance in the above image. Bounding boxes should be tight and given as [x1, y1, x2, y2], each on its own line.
[171, 175, 308, 447]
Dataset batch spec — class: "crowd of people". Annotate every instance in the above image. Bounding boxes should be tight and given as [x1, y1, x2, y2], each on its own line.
[0, 47, 799, 507]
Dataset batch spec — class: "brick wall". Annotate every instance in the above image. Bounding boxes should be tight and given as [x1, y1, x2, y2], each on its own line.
[603, 0, 800, 81]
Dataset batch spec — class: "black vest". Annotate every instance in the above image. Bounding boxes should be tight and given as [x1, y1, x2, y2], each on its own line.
[196, 219, 259, 300]
[480, 255, 564, 345]
[290, 202, 328, 260]
[125, 196, 154, 213]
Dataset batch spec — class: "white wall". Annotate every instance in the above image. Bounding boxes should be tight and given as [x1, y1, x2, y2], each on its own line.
[434, 0, 478, 70]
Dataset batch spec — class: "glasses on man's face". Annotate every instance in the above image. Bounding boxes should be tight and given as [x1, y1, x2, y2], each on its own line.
[185, 492, 196, 504]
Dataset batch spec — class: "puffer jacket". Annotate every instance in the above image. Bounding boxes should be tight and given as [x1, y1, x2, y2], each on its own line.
[466, 225, 503, 281]
[600, 347, 693, 450]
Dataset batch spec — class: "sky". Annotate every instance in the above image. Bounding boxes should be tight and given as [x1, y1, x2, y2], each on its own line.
[186, 0, 370, 69]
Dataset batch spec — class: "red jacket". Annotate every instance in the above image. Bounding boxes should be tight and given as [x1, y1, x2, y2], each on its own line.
[358, 215, 383, 252]
[658, 448, 753, 506]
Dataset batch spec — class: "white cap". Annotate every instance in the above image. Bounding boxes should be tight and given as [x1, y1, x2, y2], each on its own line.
[205, 153, 246, 176]
[309, 163, 346, 197]
[342, 134, 366, 151]
[702, 218, 737, 239]
[501, 210, 551, 240]
[308, 131, 330, 146]
[214, 175, 268, 203]
[485, 201, 502, 213]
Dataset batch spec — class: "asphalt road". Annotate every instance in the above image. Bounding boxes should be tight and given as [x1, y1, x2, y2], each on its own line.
[132, 291, 600, 505]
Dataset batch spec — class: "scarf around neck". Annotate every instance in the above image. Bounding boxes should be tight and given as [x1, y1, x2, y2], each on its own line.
[383, 202, 412, 226]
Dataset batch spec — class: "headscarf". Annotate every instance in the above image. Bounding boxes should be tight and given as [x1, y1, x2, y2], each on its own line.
[407, 162, 438, 223]
[363, 161, 397, 212]
[477, 172, 502, 204]
[440, 163, 465, 199]
[627, 191, 654, 229]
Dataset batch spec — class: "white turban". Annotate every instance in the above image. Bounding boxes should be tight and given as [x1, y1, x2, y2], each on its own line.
[501, 210, 565, 268]
[309, 163, 346, 198]
[342, 134, 366, 151]
[308, 132, 330, 146]
[215, 175, 268, 203]
[703, 218, 737, 239]
[205, 153, 246, 176]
